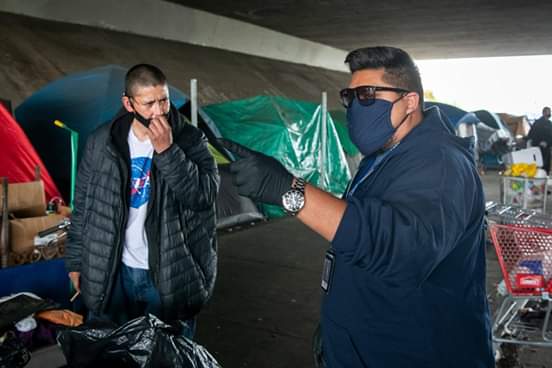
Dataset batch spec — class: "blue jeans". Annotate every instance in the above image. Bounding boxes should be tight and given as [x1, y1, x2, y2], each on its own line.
[121, 264, 162, 319]
[88, 264, 196, 339]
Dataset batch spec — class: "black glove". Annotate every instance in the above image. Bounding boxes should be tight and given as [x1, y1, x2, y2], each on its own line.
[219, 139, 293, 205]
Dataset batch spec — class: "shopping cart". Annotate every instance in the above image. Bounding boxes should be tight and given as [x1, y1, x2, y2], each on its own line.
[489, 222, 552, 347]
[486, 201, 552, 228]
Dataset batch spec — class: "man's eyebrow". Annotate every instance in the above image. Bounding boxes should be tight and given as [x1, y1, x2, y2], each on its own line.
[139, 95, 169, 104]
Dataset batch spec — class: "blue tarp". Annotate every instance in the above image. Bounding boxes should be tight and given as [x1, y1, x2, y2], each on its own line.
[15, 65, 188, 200]
[0, 259, 70, 308]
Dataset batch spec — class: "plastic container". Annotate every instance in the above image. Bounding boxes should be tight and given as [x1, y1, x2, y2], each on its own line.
[501, 176, 547, 212]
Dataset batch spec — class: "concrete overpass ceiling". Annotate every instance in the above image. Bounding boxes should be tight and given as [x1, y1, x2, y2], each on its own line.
[168, 0, 552, 59]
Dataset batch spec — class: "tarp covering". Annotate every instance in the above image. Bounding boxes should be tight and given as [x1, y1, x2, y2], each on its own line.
[204, 95, 351, 217]
[470, 110, 513, 169]
[473, 110, 514, 149]
[497, 113, 530, 137]
[0, 259, 70, 308]
[0, 104, 60, 200]
[474, 109, 511, 133]
[15, 65, 187, 201]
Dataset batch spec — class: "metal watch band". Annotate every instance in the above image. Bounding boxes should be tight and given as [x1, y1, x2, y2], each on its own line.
[292, 177, 306, 192]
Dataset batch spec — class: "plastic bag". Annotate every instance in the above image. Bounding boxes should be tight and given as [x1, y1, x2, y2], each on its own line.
[58, 314, 221, 368]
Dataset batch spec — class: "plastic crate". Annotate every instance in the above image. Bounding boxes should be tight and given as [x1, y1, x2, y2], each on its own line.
[501, 176, 547, 213]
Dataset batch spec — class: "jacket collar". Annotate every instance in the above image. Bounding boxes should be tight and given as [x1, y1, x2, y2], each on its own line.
[106, 104, 184, 159]
[403, 106, 471, 150]
[402, 106, 476, 167]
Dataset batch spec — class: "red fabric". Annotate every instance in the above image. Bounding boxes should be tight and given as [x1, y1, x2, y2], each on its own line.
[0, 104, 61, 201]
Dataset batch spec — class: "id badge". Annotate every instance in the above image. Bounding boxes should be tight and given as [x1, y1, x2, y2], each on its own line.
[321, 249, 335, 293]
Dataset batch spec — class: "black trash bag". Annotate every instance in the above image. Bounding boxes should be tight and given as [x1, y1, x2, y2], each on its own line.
[0, 331, 31, 368]
[58, 314, 221, 368]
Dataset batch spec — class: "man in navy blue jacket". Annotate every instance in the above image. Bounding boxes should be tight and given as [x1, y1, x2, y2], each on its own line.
[222, 46, 494, 367]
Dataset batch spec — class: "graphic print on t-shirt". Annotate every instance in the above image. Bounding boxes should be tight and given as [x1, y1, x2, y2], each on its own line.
[130, 157, 152, 208]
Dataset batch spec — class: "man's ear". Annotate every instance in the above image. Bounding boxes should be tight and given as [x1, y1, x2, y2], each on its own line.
[122, 95, 134, 113]
[405, 92, 420, 114]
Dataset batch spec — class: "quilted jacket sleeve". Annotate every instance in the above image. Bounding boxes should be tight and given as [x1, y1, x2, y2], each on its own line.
[153, 127, 219, 211]
[65, 136, 95, 273]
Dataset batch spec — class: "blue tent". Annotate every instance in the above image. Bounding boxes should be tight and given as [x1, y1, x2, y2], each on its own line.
[15, 65, 188, 200]
[473, 109, 509, 131]
[425, 101, 467, 127]
[457, 112, 480, 125]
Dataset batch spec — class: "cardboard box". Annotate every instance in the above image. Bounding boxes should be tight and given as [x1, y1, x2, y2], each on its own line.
[502, 147, 543, 167]
[498, 113, 531, 138]
[9, 214, 64, 254]
[0, 180, 46, 217]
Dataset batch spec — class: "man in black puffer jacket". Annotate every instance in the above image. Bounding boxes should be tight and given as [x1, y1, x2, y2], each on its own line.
[65, 64, 219, 338]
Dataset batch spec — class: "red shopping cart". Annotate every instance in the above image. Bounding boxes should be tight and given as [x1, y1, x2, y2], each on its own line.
[489, 223, 552, 346]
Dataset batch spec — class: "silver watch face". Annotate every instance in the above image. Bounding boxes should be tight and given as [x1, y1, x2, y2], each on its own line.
[282, 189, 305, 213]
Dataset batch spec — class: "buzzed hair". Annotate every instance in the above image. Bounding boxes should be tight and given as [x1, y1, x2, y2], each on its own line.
[124, 64, 167, 97]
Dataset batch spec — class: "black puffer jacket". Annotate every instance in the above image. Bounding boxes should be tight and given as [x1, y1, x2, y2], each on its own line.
[65, 105, 219, 321]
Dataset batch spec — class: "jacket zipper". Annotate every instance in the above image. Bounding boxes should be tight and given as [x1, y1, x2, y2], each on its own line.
[145, 166, 159, 287]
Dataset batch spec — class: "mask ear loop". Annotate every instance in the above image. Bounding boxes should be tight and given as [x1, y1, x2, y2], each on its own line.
[392, 92, 412, 129]
[127, 96, 153, 127]
[384, 93, 413, 148]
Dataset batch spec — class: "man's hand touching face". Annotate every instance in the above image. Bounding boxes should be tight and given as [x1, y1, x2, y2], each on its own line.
[147, 114, 173, 154]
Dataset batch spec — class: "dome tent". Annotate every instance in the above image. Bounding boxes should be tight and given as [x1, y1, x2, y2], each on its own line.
[0, 103, 60, 201]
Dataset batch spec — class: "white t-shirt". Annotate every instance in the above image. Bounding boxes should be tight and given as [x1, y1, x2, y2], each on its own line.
[122, 128, 154, 269]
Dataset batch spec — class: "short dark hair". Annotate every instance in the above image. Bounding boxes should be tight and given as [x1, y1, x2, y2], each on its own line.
[543, 106, 551, 114]
[345, 46, 424, 106]
[124, 64, 167, 96]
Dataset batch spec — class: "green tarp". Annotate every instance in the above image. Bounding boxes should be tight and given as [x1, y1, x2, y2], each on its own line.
[204, 95, 351, 218]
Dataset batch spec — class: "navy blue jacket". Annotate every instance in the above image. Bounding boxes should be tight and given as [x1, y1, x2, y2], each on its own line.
[321, 107, 494, 367]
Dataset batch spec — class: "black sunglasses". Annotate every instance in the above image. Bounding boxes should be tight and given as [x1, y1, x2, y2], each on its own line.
[339, 85, 409, 108]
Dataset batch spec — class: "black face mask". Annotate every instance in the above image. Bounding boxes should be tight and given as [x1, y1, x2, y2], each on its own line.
[127, 98, 152, 127]
[134, 111, 152, 128]
[128, 98, 170, 128]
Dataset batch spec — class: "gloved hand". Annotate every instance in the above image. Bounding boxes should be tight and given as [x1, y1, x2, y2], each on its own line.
[219, 139, 293, 205]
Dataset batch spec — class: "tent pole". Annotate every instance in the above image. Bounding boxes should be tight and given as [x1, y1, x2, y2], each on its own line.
[54, 120, 79, 209]
[69, 130, 78, 209]
[191, 79, 198, 127]
[320, 92, 328, 190]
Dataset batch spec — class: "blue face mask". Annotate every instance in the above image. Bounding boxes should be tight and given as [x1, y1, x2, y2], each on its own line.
[346, 97, 407, 156]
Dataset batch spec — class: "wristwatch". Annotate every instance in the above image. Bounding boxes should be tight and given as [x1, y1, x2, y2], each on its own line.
[282, 177, 306, 215]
